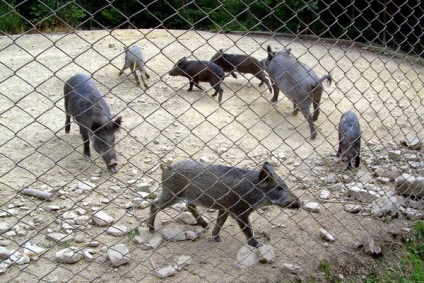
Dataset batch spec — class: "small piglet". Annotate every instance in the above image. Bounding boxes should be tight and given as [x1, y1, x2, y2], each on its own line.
[147, 160, 301, 247]
[169, 57, 226, 103]
[119, 46, 150, 88]
[210, 49, 272, 93]
[64, 73, 122, 173]
[337, 111, 361, 169]
[262, 45, 332, 139]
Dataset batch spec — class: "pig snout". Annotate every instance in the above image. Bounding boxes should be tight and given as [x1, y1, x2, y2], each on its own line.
[286, 198, 302, 209]
[107, 158, 118, 174]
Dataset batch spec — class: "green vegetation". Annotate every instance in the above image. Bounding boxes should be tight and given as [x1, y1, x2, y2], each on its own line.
[362, 221, 424, 283]
[0, 0, 421, 55]
[127, 227, 141, 240]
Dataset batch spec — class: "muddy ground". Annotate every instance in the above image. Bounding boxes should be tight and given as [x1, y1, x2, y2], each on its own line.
[0, 29, 423, 282]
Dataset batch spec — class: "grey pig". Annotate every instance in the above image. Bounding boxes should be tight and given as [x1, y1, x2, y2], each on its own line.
[147, 160, 301, 247]
[210, 49, 272, 93]
[337, 111, 361, 169]
[64, 73, 122, 173]
[119, 46, 150, 88]
[262, 45, 332, 139]
[169, 57, 226, 103]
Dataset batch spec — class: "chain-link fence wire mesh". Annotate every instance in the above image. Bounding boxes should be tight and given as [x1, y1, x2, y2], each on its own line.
[0, 0, 423, 282]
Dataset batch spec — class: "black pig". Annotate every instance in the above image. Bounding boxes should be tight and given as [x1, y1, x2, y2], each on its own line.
[64, 73, 122, 173]
[210, 49, 272, 93]
[169, 57, 226, 103]
[147, 160, 301, 247]
[337, 111, 361, 169]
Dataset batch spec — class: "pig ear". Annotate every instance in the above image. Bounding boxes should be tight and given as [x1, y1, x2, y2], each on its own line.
[267, 45, 274, 61]
[91, 121, 102, 133]
[219, 49, 223, 53]
[267, 45, 272, 54]
[113, 116, 122, 131]
[258, 162, 276, 184]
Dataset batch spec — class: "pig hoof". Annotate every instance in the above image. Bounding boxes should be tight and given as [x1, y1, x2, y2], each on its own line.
[270, 98, 278, 103]
[83, 155, 92, 162]
[213, 235, 222, 242]
[310, 134, 317, 140]
[108, 166, 117, 174]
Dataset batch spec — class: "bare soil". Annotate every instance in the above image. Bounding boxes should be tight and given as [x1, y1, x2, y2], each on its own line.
[0, 29, 423, 282]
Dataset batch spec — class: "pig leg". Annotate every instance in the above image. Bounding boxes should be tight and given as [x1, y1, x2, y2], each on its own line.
[292, 101, 299, 116]
[65, 113, 71, 134]
[193, 78, 203, 90]
[298, 102, 317, 140]
[187, 203, 208, 229]
[212, 210, 229, 242]
[270, 83, 280, 103]
[118, 62, 129, 76]
[130, 63, 141, 85]
[235, 213, 260, 247]
[147, 196, 179, 233]
[355, 156, 361, 168]
[311, 89, 323, 122]
[230, 72, 237, 79]
[79, 127, 92, 161]
[256, 72, 272, 94]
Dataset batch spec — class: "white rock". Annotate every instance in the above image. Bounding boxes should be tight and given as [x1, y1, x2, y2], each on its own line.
[75, 215, 90, 225]
[344, 204, 362, 213]
[154, 266, 177, 278]
[77, 181, 96, 191]
[404, 208, 424, 220]
[328, 183, 344, 191]
[106, 225, 128, 237]
[46, 233, 74, 243]
[176, 255, 192, 270]
[347, 185, 379, 203]
[0, 247, 9, 260]
[185, 230, 198, 240]
[199, 156, 210, 163]
[83, 250, 93, 261]
[135, 182, 151, 193]
[395, 174, 424, 198]
[303, 202, 320, 213]
[133, 236, 145, 244]
[0, 222, 10, 233]
[388, 150, 402, 161]
[56, 248, 82, 264]
[234, 245, 258, 268]
[319, 190, 331, 199]
[370, 196, 400, 218]
[139, 201, 151, 209]
[400, 136, 422, 150]
[23, 242, 45, 260]
[108, 244, 130, 267]
[161, 228, 187, 241]
[147, 236, 163, 249]
[281, 263, 302, 274]
[175, 212, 197, 225]
[257, 244, 275, 263]
[319, 229, 336, 242]
[92, 211, 114, 226]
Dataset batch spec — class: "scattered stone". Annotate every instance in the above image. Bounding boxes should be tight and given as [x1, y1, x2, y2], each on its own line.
[395, 174, 424, 198]
[46, 233, 74, 243]
[135, 182, 151, 193]
[176, 255, 192, 270]
[409, 162, 424, 169]
[376, 177, 391, 184]
[320, 190, 331, 199]
[87, 241, 100, 248]
[347, 184, 379, 203]
[185, 230, 198, 240]
[199, 156, 210, 163]
[400, 136, 422, 150]
[154, 266, 177, 278]
[77, 181, 96, 191]
[92, 211, 114, 226]
[133, 236, 145, 245]
[344, 204, 362, 213]
[234, 245, 258, 268]
[319, 229, 336, 242]
[83, 250, 94, 261]
[361, 236, 382, 257]
[106, 225, 128, 237]
[357, 170, 374, 183]
[23, 242, 45, 260]
[142, 236, 163, 250]
[175, 212, 197, 225]
[56, 248, 82, 264]
[325, 173, 338, 184]
[371, 196, 400, 218]
[281, 263, 302, 274]
[108, 244, 130, 267]
[303, 202, 320, 213]
[257, 244, 275, 263]
[403, 208, 424, 220]
[62, 211, 78, 219]
[0, 247, 9, 260]
[328, 183, 344, 191]
[75, 215, 90, 225]
[74, 234, 85, 243]
[20, 188, 54, 200]
[388, 150, 402, 161]
[0, 222, 10, 233]
[161, 228, 187, 241]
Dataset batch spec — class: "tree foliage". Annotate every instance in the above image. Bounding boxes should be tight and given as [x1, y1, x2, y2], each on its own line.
[0, 0, 421, 55]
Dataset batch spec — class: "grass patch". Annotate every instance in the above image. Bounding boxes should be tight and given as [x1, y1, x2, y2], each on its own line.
[127, 227, 141, 239]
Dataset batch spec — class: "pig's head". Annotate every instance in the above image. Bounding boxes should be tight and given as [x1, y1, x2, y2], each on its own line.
[91, 116, 122, 173]
[257, 162, 301, 209]
[210, 49, 224, 63]
[169, 57, 187, 76]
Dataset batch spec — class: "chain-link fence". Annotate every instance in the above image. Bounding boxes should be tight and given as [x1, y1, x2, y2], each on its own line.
[0, 1, 423, 282]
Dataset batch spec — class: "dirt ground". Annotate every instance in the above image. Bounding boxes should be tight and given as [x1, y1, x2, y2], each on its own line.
[0, 29, 423, 282]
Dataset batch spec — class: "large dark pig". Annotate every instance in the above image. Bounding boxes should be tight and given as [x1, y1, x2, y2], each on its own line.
[262, 45, 332, 140]
[169, 57, 226, 103]
[337, 111, 361, 169]
[147, 160, 301, 247]
[64, 73, 122, 173]
[210, 49, 272, 93]
[118, 46, 150, 88]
